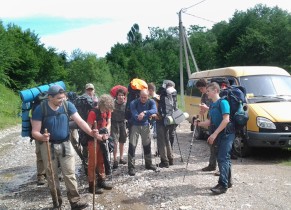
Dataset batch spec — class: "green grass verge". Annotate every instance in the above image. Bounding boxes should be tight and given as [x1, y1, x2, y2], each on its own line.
[0, 84, 21, 129]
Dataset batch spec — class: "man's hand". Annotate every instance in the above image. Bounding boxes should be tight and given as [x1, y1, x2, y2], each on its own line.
[207, 133, 218, 145]
[42, 132, 50, 142]
[193, 118, 200, 127]
[137, 112, 145, 121]
[199, 103, 209, 114]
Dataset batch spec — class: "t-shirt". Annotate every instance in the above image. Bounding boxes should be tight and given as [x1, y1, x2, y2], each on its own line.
[32, 101, 77, 143]
[111, 100, 125, 122]
[209, 99, 230, 129]
[87, 109, 111, 129]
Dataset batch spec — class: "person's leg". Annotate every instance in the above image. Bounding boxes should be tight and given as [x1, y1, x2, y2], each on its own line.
[156, 122, 169, 166]
[58, 141, 81, 204]
[165, 125, 174, 165]
[168, 125, 175, 148]
[128, 125, 139, 171]
[119, 121, 127, 164]
[212, 133, 235, 194]
[39, 142, 62, 207]
[35, 140, 46, 185]
[141, 125, 156, 170]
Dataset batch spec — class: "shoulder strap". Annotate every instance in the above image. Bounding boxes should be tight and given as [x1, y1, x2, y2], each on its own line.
[40, 100, 48, 122]
[63, 100, 69, 119]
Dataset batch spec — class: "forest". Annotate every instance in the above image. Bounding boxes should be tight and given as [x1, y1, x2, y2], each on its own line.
[0, 4, 290, 95]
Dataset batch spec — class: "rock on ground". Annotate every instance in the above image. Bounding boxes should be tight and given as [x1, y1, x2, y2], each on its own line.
[0, 122, 291, 209]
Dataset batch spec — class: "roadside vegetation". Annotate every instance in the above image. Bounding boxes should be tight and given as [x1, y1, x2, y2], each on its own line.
[0, 84, 21, 129]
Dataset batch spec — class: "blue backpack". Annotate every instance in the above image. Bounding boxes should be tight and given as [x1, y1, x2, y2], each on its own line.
[218, 85, 249, 130]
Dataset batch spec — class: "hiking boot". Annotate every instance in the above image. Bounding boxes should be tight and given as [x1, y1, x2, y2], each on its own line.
[210, 184, 227, 195]
[97, 180, 113, 190]
[113, 161, 119, 169]
[88, 183, 103, 194]
[70, 199, 88, 210]
[201, 165, 216, 171]
[156, 162, 169, 168]
[119, 159, 127, 165]
[53, 198, 63, 209]
[169, 158, 174, 166]
[145, 164, 157, 171]
[128, 168, 136, 176]
[37, 175, 46, 186]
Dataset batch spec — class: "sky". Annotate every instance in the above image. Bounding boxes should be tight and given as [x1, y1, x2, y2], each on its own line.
[0, 0, 290, 57]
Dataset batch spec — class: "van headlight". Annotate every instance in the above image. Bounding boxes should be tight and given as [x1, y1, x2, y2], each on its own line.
[257, 117, 276, 129]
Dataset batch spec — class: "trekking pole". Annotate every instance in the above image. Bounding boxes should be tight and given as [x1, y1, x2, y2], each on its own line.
[105, 139, 113, 181]
[44, 129, 59, 209]
[93, 121, 97, 210]
[183, 121, 198, 182]
[174, 129, 184, 162]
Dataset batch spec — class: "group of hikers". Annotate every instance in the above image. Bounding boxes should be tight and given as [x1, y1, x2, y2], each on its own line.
[29, 77, 236, 209]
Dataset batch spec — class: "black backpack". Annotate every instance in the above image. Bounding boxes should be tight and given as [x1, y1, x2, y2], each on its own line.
[218, 85, 249, 130]
[125, 85, 141, 121]
[74, 95, 95, 121]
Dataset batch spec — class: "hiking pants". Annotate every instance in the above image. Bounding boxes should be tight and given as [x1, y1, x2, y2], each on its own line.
[87, 141, 106, 183]
[168, 125, 176, 148]
[209, 141, 218, 168]
[35, 140, 45, 178]
[216, 132, 235, 188]
[156, 122, 173, 164]
[40, 140, 80, 204]
[128, 125, 153, 169]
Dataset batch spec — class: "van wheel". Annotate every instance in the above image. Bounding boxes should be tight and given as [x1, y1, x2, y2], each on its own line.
[232, 134, 251, 157]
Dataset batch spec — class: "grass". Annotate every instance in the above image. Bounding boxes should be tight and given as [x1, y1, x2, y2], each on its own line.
[0, 84, 21, 129]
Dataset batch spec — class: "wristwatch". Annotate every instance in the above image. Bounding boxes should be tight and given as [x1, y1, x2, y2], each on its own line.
[143, 111, 147, 115]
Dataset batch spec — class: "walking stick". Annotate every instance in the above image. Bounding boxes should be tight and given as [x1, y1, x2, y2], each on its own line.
[174, 129, 184, 162]
[183, 121, 198, 182]
[45, 129, 59, 209]
[93, 121, 97, 210]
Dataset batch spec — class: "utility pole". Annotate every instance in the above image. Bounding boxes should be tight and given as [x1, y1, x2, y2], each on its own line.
[179, 10, 185, 109]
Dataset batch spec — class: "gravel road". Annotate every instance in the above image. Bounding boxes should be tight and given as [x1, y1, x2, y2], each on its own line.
[0, 122, 291, 210]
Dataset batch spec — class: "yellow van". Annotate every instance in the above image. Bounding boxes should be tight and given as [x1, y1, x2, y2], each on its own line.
[185, 66, 291, 156]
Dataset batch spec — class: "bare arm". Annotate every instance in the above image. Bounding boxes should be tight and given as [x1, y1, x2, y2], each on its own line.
[207, 114, 230, 145]
[70, 112, 99, 139]
[31, 120, 50, 142]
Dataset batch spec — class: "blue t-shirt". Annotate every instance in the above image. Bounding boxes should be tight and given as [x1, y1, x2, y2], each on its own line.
[209, 99, 230, 129]
[130, 98, 157, 126]
[32, 101, 77, 143]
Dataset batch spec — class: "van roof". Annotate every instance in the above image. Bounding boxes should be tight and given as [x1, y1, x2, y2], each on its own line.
[190, 66, 290, 79]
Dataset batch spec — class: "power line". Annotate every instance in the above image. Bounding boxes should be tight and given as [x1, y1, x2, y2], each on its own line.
[183, 12, 217, 24]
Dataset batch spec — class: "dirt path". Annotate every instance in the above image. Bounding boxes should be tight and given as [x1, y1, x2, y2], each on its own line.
[1, 122, 291, 210]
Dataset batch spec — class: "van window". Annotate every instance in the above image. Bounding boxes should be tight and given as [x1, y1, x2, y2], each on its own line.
[240, 75, 291, 96]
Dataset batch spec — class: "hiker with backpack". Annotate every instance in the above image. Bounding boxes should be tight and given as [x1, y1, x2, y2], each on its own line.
[195, 78, 218, 174]
[194, 82, 235, 195]
[128, 89, 158, 176]
[31, 85, 99, 209]
[154, 81, 177, 168]
[86, 94, 114, 194]
[111, 88, 128, 169]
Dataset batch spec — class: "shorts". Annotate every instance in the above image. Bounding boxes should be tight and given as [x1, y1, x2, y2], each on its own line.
[111, 121, 127, 143]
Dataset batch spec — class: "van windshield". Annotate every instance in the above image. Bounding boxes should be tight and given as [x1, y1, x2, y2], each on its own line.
[240, 75, 291, 101]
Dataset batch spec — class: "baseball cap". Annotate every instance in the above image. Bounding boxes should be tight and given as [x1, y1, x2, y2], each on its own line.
[47, 85, 65, 95]
[85, 83, 95, 90]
